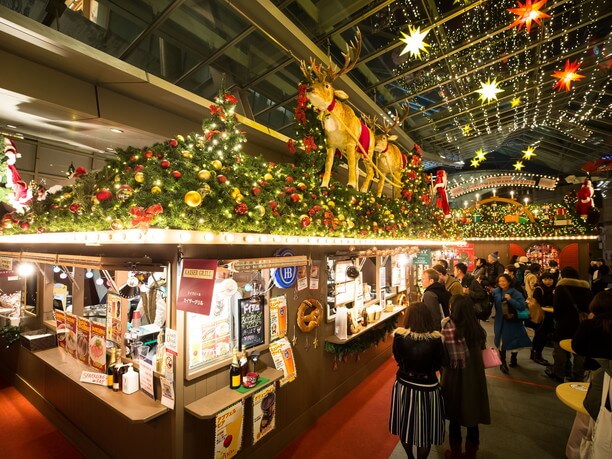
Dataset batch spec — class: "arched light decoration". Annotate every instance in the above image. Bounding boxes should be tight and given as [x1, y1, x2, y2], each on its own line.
[552, 59, 586, 92]
[399, 25, 430, 59]
[507, 0, 551, 33]
[476, 78, 504, 104]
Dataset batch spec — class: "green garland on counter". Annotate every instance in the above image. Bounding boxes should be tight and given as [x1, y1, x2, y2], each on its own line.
[324, 317, 398, 359]
[0, 325, 21, 347]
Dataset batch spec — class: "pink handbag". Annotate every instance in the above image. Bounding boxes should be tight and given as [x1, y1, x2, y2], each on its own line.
[482, 347, 502, 369]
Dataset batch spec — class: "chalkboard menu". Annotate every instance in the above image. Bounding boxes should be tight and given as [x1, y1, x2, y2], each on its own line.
[238, 295, 265, 349]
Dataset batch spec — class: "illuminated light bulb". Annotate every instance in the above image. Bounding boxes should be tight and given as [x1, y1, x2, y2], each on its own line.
[53, 265, 61, 273]
[85, 269, 94, 279]
[17, 263, 35, 277]
[59, 272, 68, 280]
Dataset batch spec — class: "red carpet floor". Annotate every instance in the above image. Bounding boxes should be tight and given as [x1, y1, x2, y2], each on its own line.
[0, 375, 84, 459]
[277, 356, 398, 459]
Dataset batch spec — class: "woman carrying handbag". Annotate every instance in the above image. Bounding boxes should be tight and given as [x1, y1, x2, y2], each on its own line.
[441, 294, 490, 459]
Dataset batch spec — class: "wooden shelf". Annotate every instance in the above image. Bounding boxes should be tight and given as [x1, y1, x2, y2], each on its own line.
[325, 306, 406, 344]
[30, 347, 168, 423]
[185, 367, 283, 419]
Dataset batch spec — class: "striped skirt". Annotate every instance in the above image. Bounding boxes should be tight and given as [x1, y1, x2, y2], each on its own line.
[389, 379, 445, 447]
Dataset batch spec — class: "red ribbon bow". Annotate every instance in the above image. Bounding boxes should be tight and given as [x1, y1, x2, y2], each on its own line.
[129, 204, 163, 227]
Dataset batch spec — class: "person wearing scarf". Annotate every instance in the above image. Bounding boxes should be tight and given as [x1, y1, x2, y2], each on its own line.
[441, 294, 490, 459]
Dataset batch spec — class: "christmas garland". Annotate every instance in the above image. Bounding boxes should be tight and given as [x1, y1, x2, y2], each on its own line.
[0, 325, 21, 347]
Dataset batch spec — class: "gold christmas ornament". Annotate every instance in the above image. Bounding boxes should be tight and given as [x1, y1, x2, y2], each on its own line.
[211, 159, 223, 170]
[134, 172, 145, 183]
[230, 187, 241, 200]
[254, 204, 266, 217]
[184, 191, 203, 207]
[198, 184, 211, 197]
[111, 219, 124, 230]
[181, 150, 193, 159]
[264, 173, 273, 181]
[151, 186, 162, 194]
[116, 185, 133, 201]
[197, 170, 211, 181]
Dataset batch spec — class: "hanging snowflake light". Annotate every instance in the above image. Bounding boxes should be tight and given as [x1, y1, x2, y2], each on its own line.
[476, 78, 504, 104]
[552, 59, 586, 92]
[508, 0, 551, 33]
[399, 26, 430, 59]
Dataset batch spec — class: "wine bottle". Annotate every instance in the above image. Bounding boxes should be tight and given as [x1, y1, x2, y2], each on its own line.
[112, 352, 122, 392]
[107, 347, 116, 389]
[239, 345, 249, 381]
[229, 349, 241, 389]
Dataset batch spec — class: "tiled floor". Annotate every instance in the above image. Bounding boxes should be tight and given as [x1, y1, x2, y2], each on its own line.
[390, 320, 575, 458]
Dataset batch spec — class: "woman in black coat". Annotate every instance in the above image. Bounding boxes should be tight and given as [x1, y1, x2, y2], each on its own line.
[389, 302, 445, 459]
[441, 294, 490, 459]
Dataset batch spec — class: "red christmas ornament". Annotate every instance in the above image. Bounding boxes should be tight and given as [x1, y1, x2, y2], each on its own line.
[19, 221, 30, 230]
[300, 216, 311, 227]
[217, 174, 227, 184]
[37, 227, 45, 233]
[234, 202, 248, 215]
[144, 150, 154, 159]
[251, 187, 261, 196]
[268, 200, 278, 210]
[69, 203, 80, 213]
[96, 189, 113, 201]
[172, 170, 182, 179]
[285, 176, 294, 183]
[168, 139, 178, 148]
[129, 156, 138, 162]
[134, 164, 144, 172]
[290, 193, 301, 203]
[160, 160, 171, 169]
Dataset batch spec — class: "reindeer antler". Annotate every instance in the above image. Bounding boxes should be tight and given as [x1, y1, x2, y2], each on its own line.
[325, 29, 363, 81]
[361, 114, 379, 133]
[382, 104, 410, 134]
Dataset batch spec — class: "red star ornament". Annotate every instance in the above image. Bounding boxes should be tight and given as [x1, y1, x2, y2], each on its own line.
[508, 0, 551, 33]
[551, 60, 586, 92]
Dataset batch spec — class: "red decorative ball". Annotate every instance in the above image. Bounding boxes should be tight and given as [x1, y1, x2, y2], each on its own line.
[268, 200, 278, 210]
[69, 203, 80, 213]
[157, 153, 164, 159]
[160, 160, 171, 169]
[144, 150, 154, 158]
[96, 189, 113, 201]
[134, 164, 144, 172]
[300, 215, 311, 227]
[290, 193, 301, 203]
[37, 227, 45, 233]
[19, 221, 30, 230]
[234, 202, 248, 215]
[129, 156, 138, 162]
[172, 170, 182, 179]
[251, 187, 261, 196]
[168, 139, 178, 148]
[285, 176, 294, 183]
[217, 175, 227, 184]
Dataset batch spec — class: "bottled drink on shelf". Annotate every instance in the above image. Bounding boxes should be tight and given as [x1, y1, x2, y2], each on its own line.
[239, 345, 249, 381]
[229, 349, 241, 389]
[107, 347, 116, 389]
[112, 351, 123, 392]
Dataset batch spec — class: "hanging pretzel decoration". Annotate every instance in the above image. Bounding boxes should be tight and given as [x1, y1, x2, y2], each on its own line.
[297, 299, 324, 333]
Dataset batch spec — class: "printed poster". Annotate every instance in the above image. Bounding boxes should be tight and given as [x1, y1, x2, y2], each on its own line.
[76, 317, 91, 365]
[106, 292, 122, 344]
[65, 313, 77, 358]
[269, 295, 287, 341]
[89, 322, 106, 373]
[139, 356, 155, 400]
[177, 259, 217, 315]
[252, 385, 276, 444]
[55, 309, 67, 351]
[214, 401, 244, 459]
[269, 337, 297, 386]
[296, 265, 308, 291]
[309, 260, 320, 290]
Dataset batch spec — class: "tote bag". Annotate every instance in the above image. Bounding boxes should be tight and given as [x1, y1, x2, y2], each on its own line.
[580, 371, 612, 458]
[482, 347, 502, 369]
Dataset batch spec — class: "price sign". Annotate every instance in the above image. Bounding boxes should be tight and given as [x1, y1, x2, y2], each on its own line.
[238, 295, 265, 349]
[80, 371, 108, 386]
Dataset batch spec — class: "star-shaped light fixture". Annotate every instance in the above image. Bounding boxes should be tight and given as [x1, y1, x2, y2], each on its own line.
[552, 59, 586, 92]
[508, 0, 551, 33]
[470, 158, 481, 168]
[400, 26, 431, 59]
[476, 78, 504, 104]
[522, 146, 537, 160]
[513, 160, 525, 171]
[511, 97, 522, 107]
[474, 149, 487, 162]
[462, 125, 472, 135]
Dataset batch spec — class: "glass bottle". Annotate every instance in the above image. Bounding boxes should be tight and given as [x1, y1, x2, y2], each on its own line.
[107, 347, 116, 389]
[229, 349, 241, 389]
[239, 345, 249, 380]
[112, 351, 122, 392]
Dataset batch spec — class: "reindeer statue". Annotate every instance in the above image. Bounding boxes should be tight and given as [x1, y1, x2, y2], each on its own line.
[299, 30, 374, 191]
[364, 106, 410, 198]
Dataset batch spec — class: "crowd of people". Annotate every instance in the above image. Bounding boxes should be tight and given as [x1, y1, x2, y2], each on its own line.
[388, 252, 611, 458]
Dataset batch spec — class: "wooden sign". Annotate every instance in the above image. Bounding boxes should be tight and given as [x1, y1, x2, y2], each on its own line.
[238, 295, 265, 349]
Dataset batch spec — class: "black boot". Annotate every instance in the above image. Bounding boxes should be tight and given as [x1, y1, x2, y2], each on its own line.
[530, 349, 535, 360]
[509, 352, 518, 367]
[533, 352, 549, 366]
[500, 360, 509, 374]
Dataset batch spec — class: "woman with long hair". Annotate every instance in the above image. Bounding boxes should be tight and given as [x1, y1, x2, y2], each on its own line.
[389, 302, 445, 459]
[492, 274, 531, 373]
[441, 294, 490, 459]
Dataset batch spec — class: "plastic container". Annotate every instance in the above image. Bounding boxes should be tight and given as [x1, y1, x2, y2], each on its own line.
[122, 364, 139, 394]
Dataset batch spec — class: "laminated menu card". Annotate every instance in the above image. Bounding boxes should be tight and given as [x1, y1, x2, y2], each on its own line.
[269, 295, 287, 341]
[76, 317, 91, 365]
[269, 337, 297, 386]
[214, 401, 243, 459]
[55, 309, 67, 351]
[252, 385, 276, 444]
[65, 313, 77, 358]
[89, 322, 106, 373]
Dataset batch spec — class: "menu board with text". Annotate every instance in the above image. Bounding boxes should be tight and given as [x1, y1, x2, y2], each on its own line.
[238, 295, 265, 349]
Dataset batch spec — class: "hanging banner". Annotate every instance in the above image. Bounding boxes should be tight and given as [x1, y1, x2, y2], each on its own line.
[177, 259, 218, 315]
[214, 401, 244, 459]
[252, 385, 276, 444]
[269, 337, 297, 386]
[269, 295, 287, 341]
[414, 249, 431, 266]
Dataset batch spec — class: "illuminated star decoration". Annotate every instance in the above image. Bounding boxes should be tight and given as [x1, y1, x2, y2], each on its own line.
[476, 78, 504, 104]
[474, 149, 487, 162]
[462, 125, 472, 135]
[552, 59, 586, 92]
[522, 146, 537, 160]
[470, 158, 482, 168]
[513, 160, 525, 171]
[508, 0, 551, 33]
[511, 97, 522, 107]
[400, 26, 430, 59]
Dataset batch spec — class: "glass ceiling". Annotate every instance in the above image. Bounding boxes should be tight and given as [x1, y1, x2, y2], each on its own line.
[2, 0, 611, 176]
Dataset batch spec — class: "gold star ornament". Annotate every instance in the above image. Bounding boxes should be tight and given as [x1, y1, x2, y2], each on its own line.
[400, 26, 431, 59]
[511, 97, 522, 107]
[513, 160, 525, 171]
[474, 149, 487, 161]
[470, 158, 482, 168]
[462, 125, 472, 135]
[522, 146, 537, 160]
[476, 78, 504, 104]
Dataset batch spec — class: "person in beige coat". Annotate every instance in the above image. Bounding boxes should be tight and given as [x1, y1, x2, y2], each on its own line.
[433, 265, 463, 297]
